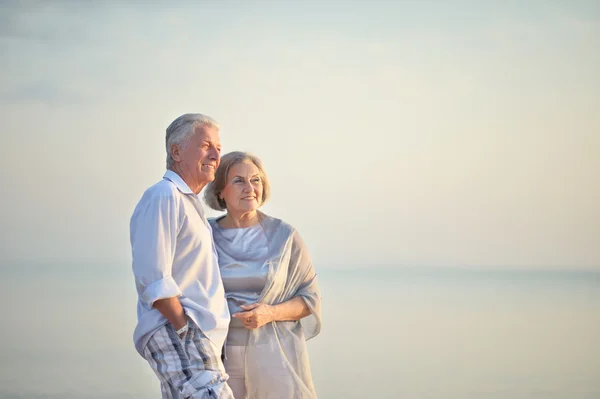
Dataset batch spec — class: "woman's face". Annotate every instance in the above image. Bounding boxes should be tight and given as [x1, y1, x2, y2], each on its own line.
[220, 160, 263, 214]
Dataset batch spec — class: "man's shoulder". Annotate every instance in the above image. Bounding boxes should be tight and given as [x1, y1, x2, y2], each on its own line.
[133, 179, 182, 212]
[131, 179, 181, 222]
[142, 178, 179, 198]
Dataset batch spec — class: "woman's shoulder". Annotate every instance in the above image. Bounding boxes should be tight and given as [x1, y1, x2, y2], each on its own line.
[207, 215, 226, 228]
[259, 212, 294, 231]
[259, 213, 312, 255]
[259, 213, 303, 243]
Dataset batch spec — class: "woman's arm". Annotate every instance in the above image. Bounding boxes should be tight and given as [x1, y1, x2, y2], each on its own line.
[271, 296, 312, 321]
[232, 296, 311, 330]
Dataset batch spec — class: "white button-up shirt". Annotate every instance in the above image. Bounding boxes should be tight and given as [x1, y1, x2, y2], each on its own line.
[130, 170, 230, 355]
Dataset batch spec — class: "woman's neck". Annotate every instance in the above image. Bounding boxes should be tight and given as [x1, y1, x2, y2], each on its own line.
[219, 210, 260, 229]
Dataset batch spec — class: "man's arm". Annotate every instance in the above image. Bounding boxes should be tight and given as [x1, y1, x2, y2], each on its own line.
[153, 297, 187, 330]
[131, 191, 186, 332]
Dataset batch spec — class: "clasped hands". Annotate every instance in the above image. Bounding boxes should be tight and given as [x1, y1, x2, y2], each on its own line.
[232, 302, 276, 330]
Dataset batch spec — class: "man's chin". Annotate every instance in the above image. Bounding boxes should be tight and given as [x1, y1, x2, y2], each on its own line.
[200, 171, 215, 182]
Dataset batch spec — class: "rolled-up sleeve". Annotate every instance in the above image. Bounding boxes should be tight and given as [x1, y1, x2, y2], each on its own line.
[130, 190, 182, 309]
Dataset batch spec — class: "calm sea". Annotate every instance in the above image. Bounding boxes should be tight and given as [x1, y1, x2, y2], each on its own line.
[1, 265, 599, 398]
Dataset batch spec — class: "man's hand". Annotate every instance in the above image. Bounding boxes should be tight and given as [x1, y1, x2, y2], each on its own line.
[232, 303, 276, 330]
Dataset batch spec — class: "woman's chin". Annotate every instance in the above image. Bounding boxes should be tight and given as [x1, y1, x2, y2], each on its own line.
[230, 205, 258, 214]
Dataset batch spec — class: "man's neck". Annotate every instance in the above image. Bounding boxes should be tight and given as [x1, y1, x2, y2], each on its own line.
[168, 166, 205, 194]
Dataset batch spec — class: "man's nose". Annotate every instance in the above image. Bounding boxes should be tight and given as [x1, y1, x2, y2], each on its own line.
[208, 147, 219, 159]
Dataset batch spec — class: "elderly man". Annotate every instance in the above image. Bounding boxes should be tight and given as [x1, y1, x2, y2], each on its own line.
[130, 114, 233, 398]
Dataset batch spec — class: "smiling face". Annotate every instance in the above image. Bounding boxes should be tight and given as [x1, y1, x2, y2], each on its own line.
[170, 125, 221, 193]
[219, 160, 263, 215]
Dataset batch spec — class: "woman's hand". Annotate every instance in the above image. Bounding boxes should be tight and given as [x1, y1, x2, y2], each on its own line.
[232, 303, 276, 330]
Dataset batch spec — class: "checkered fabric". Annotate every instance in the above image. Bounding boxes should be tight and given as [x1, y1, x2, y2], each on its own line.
[143, 322, 234, 399]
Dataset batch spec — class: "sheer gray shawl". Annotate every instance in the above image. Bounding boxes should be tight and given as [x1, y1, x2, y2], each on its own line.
[210, 212, 322, 398]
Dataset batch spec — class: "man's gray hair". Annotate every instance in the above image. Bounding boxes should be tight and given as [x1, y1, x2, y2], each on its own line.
[165, 113, 220, 168]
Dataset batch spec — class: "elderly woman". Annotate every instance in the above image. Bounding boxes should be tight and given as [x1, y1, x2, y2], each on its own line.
[204, 151, 322, 399]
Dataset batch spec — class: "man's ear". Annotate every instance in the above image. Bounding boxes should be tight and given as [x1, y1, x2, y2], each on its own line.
[170, 144, 181, 162]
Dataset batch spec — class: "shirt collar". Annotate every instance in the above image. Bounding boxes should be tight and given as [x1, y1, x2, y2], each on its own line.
[163, 170, 195, 195]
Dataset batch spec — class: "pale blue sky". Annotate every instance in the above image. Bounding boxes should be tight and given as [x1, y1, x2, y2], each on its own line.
[1, 1, 598, 269]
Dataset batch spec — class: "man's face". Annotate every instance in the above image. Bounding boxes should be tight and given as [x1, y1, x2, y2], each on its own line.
[174, 125, 221, 193]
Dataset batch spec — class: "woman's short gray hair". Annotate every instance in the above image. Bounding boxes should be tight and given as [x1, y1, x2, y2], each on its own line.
[204, 151, 271, 211]
[165, 113, 220, 168]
